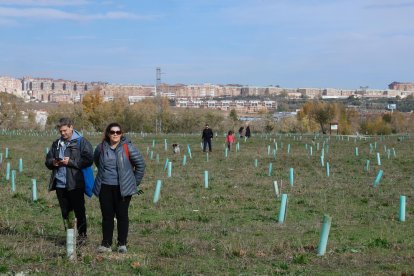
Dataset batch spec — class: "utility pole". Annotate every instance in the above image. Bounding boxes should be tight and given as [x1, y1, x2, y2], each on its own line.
[155, 67, 162, 134]
[156, 67, 161, 96]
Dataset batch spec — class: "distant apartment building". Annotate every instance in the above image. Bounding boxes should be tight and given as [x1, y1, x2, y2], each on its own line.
[240, 86, 290, 97]
[161, 83, 243, 98]
[388, 82, 414, 91]
[297, 88, 324, 98]
[175, 99, 277, 113]
[21, 76, 95, 102]
[322, 88, 356, 98]
[100, 83, 154, 98]
[322, 87, 414, 99]
[221, 85, 243, 97]
[2, 75, 414, 108]
[49, 93, 74, 102]
[0, 76, 23, 97]
[355, 89, 412, 98]
[241, 87, 265, 97]
[287, 91, 302, 98]
[16, 77, 154, 103]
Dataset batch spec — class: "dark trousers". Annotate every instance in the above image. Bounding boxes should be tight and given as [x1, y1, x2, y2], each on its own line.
[203, 139, 212, 152]
[56, 188, 87, 236]
[99, 184, 132, 247]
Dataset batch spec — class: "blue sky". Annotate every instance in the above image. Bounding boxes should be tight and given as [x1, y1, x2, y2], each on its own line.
[0, 0, 413, 89]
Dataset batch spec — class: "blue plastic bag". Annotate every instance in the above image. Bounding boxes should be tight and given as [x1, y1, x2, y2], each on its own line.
[78, 137, 94, 198]
[82, 166, 94, 198]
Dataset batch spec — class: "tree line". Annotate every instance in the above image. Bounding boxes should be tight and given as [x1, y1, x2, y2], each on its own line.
[45, 90, 227, 133]
[293, 101, 414, 135]
[1, 91, 413, 135]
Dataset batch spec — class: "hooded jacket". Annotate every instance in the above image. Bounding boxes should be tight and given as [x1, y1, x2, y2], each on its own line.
[45, 130, 94, 191]
[202, 127, 213, 140]
[93, 136, 145, 197]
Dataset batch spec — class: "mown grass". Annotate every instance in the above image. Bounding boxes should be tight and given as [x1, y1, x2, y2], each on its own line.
[0, 131, 413, 275]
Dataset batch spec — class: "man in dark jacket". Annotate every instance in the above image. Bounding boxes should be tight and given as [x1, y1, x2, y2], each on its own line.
[245, 125, 251, 138]
[202, 124, 214, 152]
[45, 118, 93, 243]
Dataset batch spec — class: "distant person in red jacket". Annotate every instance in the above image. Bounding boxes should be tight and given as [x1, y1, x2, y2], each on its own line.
[226, 130, 236, 150]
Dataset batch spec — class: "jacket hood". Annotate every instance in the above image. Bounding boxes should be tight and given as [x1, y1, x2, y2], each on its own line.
[70, 130, 82, 141]
[120, 135, 131, 144]
[58, 129, 82, 144]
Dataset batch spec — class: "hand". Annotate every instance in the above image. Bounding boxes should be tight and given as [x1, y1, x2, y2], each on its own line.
[60, 157, 70, 166]
[137, 189, 144, 195]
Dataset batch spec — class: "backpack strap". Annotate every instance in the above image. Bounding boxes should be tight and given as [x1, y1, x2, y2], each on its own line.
[123, 143, 130, 160]
[77, 137, 82, 148]
[123, 143, 134, 169]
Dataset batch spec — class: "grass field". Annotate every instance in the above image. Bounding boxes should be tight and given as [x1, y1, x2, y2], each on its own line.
[0, 130, 413, 275]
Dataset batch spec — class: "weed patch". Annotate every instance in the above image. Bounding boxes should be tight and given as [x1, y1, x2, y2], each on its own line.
[368, 237, 391, 248]
[159, 240, 190, 257]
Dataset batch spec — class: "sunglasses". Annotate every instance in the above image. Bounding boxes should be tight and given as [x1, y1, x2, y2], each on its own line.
[109, 130, 122, 135]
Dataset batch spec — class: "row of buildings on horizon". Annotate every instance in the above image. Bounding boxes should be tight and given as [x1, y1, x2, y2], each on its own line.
[0, 75, 413, 113]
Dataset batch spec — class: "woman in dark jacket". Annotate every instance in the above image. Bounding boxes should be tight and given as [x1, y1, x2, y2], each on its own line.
[94, 123, 145, 253]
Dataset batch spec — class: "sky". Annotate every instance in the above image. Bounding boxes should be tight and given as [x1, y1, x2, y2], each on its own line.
[0, 0, 413, 89]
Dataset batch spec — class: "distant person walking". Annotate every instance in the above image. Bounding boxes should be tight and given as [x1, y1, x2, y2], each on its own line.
[45, 117, 94, 245]
[202, 124, 214, 152]
[94, 123, 145, 253]
[238, 126, 244, 138]
[245, 125, 251, 139]
[226, 130, 236, 150]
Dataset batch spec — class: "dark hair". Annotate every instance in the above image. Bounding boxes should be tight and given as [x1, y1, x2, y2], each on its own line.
[228, 130, 233, 135]
[56, 117, 73, 129]
[104, 122, 123, 142]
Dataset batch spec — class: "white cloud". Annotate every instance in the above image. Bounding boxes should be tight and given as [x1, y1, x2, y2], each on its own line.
[0, 7, 81, 20]
[0, 7, 153, 21]
[0, 0, 89, 6]
[93, 11, 145, 20]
